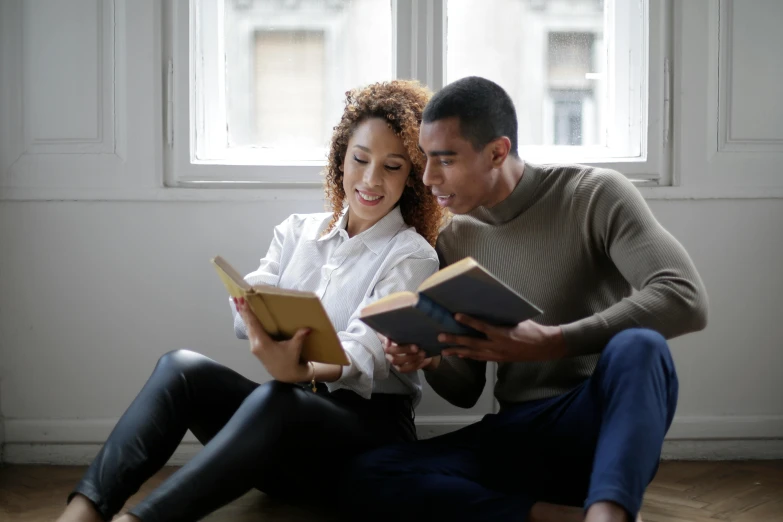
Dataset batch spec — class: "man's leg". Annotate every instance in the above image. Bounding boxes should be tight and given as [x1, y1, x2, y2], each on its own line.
[582, 328, 678, 521]
[488, 328, 677, 520]
[350, 421, 535, 522]
[351, 328, 676, 522]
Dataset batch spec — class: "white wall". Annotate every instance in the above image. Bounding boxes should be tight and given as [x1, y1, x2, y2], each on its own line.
[1, 0, 782, 463]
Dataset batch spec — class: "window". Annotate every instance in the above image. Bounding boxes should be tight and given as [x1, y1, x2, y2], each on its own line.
[446, 0, 646, 164]
[167, 0, 669, 186]
[185, 0, 392, 176]
[547, 32, 596, 146]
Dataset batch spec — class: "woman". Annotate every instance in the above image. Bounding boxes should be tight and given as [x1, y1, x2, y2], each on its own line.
[58, 80, 443, 522]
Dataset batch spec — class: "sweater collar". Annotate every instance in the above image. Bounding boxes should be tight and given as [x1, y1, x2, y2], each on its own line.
[468, 162, 543, 225]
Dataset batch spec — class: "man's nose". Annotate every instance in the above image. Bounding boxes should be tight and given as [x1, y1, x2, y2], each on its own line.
[422, 161, 439, 186]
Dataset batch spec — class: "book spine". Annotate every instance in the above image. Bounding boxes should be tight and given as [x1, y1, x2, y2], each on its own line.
[249, 295, 280, 337]
[417, 294, 486, 339]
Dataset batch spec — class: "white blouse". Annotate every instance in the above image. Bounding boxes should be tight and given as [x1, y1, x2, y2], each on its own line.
[230, 206, 439, 403]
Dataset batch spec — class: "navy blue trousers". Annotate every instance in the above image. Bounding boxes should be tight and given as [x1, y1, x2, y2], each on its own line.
[350, 329, 678, 522]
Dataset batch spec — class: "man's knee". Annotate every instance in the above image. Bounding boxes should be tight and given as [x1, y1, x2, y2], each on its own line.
[600, 328, 676, 380]
[606, 328, 669, 362]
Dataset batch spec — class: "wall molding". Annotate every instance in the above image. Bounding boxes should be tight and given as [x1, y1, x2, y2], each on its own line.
[717, 0, 783, 152]
[3, 415, 782, 464]
[1, 0, 160, 194]
[19, 0, 116, 155]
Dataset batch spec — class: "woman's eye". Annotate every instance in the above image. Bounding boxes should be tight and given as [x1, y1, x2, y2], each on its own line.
[385, 165, 402, 171]
[353, 156, 368, 164]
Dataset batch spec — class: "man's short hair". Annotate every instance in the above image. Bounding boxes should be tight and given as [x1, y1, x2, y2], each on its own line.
[423, 76, 518, 156]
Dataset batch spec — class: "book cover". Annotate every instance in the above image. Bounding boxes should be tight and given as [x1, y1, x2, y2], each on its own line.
[211, 256, 350, 366]
[359, 257, 542, 357]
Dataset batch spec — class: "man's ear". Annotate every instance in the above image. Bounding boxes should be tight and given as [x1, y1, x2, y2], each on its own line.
[488, 137, 512, 167]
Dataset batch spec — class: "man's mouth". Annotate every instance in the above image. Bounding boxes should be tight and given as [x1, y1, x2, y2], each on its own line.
[435, 193, 455, 206]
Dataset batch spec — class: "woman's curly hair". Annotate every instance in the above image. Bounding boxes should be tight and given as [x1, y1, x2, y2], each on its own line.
[323, 80, 444, 246]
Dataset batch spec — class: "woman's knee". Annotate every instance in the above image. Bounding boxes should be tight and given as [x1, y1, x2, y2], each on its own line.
[153, 349, 215, 379]
[242, 380, 304, 417]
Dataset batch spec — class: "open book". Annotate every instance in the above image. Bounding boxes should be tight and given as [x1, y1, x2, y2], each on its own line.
[211, 256, 350, 366]
[359, 257, 542, 357]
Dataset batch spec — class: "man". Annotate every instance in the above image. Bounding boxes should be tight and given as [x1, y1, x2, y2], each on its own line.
[351, 77, 708, 522]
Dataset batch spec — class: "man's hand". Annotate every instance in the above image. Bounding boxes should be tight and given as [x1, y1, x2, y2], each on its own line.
[235, 297, 311, 383]
[381, 335, 441, 373]
[439, 314, 567, 362]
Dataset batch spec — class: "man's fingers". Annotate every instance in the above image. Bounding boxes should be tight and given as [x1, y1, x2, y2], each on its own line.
[384, 343, 420, 356]
[453, 313, 497, 336]
[441, 347, 498, 361]
[393, 359, 430, 373]
[441, 347, 477, 358]
[438, 334, 492, 351]
[386, 352, 424, 365]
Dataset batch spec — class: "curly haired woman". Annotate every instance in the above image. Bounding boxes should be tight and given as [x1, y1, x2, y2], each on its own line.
[57, 80, 444, 522]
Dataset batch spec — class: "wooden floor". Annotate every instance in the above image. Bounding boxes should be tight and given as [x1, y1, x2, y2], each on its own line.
[1, 461, 782, 521]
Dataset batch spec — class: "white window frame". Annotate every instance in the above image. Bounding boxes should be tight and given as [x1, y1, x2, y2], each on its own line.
[165, 0, 671, 188]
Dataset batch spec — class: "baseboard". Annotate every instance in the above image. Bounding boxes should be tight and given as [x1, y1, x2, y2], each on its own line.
[0, 415, 5, 463]
[661, 440, 783, 460]
[3, 415, 783, 465]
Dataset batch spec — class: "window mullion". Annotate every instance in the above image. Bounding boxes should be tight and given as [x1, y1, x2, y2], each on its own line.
[393, 0, 414, 80]
[428, 0, 445, 90]
[395, 0, 444, 90]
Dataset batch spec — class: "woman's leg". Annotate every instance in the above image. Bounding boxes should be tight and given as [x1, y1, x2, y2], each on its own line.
[126, 382, 413, 522]
[61, 349, 259, 521]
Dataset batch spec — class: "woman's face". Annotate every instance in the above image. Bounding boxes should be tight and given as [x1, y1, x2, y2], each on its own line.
[342, 118, 412, 236]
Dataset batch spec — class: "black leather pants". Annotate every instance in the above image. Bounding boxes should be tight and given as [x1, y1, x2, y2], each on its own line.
[69, 349, 415, 521]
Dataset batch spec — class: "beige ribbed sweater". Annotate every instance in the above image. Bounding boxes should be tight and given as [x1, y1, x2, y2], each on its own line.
[425, 162, 708, 409]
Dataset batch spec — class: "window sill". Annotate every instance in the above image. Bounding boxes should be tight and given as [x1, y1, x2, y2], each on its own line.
[2, 183, 782, 202]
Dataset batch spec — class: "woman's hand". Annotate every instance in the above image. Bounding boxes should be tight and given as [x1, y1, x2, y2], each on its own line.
[234, 297, 312, 383]
[381, 335, 441, 373]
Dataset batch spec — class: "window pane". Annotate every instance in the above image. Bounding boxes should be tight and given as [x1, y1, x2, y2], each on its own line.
[222, 0, 392, 157]
[446, 0, 607, 149]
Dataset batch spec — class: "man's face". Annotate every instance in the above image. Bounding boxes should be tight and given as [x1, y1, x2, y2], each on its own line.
[419, 117, 497, 215]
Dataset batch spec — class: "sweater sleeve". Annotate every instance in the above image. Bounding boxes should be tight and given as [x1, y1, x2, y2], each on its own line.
[561, 169, 709, 355]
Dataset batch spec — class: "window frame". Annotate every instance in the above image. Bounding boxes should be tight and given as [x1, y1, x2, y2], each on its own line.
[165, 0, 671, 188]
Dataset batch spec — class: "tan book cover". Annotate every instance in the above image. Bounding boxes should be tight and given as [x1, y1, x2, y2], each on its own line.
[211, 256, 350, 366]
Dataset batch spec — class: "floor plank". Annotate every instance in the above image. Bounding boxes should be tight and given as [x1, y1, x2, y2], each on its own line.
[1, 461, 781, 521]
